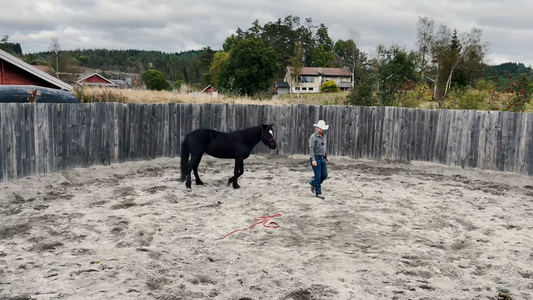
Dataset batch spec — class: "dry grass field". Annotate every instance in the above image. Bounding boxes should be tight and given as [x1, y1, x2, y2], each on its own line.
[73, 86, 533, 113]
[74, 86, 349, 106]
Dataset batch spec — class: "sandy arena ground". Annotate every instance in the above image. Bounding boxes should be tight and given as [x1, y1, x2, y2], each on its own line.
[1, 155, 532, 300]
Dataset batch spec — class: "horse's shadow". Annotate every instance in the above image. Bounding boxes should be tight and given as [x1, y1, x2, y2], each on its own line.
[180, 123, 277, 190]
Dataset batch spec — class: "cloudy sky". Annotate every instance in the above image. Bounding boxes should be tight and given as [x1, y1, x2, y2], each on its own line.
[1, 0, 532, 66]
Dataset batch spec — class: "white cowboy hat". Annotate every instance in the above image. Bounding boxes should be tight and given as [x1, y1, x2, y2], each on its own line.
[313, 120, 329, 130]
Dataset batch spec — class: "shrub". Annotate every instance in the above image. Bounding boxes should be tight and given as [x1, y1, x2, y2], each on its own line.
[442, 87, 490, 110]
[142, 70, 171, 91]
[321, 80, 339, 93]
[346, 78, 375, 106]
[172, 80, 186, 92]
[502, 74, 532, 112]
[487, 74, 532, 112]
[398, 83, 433, 108]
[219, 76, 242, 99]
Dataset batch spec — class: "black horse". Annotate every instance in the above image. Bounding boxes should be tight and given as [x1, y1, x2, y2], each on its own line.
[180, 123, 277, 189]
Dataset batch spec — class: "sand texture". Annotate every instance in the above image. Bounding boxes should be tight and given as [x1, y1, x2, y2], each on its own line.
[1, 155, 533, 300]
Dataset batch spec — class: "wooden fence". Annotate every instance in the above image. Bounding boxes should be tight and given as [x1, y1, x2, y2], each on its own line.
[0, 102, 532, 182]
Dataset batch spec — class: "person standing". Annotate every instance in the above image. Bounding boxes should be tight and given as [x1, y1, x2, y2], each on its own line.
[308, 120, 330, 199]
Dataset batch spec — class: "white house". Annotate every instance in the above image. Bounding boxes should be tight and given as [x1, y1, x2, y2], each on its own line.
[278, 66, 354, 94]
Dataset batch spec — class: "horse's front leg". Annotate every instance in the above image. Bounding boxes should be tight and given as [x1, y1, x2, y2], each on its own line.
[228, 157, 244, 189]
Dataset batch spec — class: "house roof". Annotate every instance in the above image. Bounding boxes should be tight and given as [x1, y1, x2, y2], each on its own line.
[76, 73, 117, 86]
[275, 81, 290, 88]
[200, 85, 218, 93]
[424, 75, 435, 83]
[79, 82, 117, 87]
[32, 65, 53, 74]
[287, 67, 353, 77]
[0, 49, 73, 91]
[110, 79, 132, 88]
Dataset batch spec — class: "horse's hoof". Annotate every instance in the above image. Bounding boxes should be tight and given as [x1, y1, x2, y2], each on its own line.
[185, 183, 192, 189]
[233, 184, 240, 189]
[196, 181, 204, 186]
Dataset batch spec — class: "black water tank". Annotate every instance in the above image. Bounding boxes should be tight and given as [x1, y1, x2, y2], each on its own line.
[0, 85, 80, 103]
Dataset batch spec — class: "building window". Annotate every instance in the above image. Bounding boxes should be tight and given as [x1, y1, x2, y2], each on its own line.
[300, 76, 315, 83]
[295, 87, 300, 90]
[309, 87, 314, 91]
[302, 87, 307, 90]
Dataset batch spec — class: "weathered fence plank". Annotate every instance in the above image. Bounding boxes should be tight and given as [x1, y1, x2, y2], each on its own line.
[526, 114, 533, 176]
[1, 103, 533, 182]
[5, 104, 14, 179]
[380, 106, 391, 160]
[1, 106, 8, 179]
[514, 113, 527, 174]
[494, 112, 507, 171]
[21, 104, 32, 177]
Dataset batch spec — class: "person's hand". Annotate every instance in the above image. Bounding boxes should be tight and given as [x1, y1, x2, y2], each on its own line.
[326, 158, 330, 164]
[312, 160, 317, 167]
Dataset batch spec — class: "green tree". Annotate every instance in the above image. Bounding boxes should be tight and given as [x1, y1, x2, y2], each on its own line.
[315, 23, 333, 52]
[199, 46, 216, 69]
[333, 31, 367, 81]
[289, 41, 305, 96]
[429, 23, 452, 104]
[0, 35, 22, 55]
[376, 44, 420, 106]
[223, 16, 338, 79]
[142, 69, 170, 91]
[346, 73, 376, 106]
[222, 30, 245, 52]
[173, 80, 186, 91]
[205, 51, 229, 86]
[310, 44, 335, 67]
[261, 16, 301, 78]
[415, 16, 435, 82]
[218, 38, 278, 96]
[443, 27, 489, 97]
[48, 37, 61, 77]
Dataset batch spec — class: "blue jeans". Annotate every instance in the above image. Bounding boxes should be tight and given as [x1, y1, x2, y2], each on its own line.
[310, 157, 328, 195]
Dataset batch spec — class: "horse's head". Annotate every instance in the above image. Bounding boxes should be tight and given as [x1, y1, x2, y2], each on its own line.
[261, 123, 277, 149]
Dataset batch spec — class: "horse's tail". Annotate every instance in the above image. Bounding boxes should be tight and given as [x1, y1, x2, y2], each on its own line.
[180, 134, 190, 182]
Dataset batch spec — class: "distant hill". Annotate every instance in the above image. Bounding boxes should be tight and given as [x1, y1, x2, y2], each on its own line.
[0, 42, 23, 55]
[21, 48, 211, 88]
[485, 62, 532, 78]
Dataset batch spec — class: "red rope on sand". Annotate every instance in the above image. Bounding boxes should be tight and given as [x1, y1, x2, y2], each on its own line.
[221, 214, 282, 239]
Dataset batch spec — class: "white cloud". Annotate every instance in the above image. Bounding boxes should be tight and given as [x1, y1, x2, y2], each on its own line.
[0, 0, 531, 66]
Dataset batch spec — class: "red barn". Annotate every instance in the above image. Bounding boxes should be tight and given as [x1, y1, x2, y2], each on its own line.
[76, 73, 118, 88]
[200, 85, 219, 98]
[0, 49, 72, 90]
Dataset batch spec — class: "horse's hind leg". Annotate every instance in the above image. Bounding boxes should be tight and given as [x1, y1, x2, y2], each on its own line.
[185, 158, 193, 189]
[185, 155, 202, 189]
[192, 154, 205, 185]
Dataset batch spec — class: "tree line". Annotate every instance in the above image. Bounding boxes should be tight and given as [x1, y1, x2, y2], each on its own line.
[2, 15, 532, 107]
